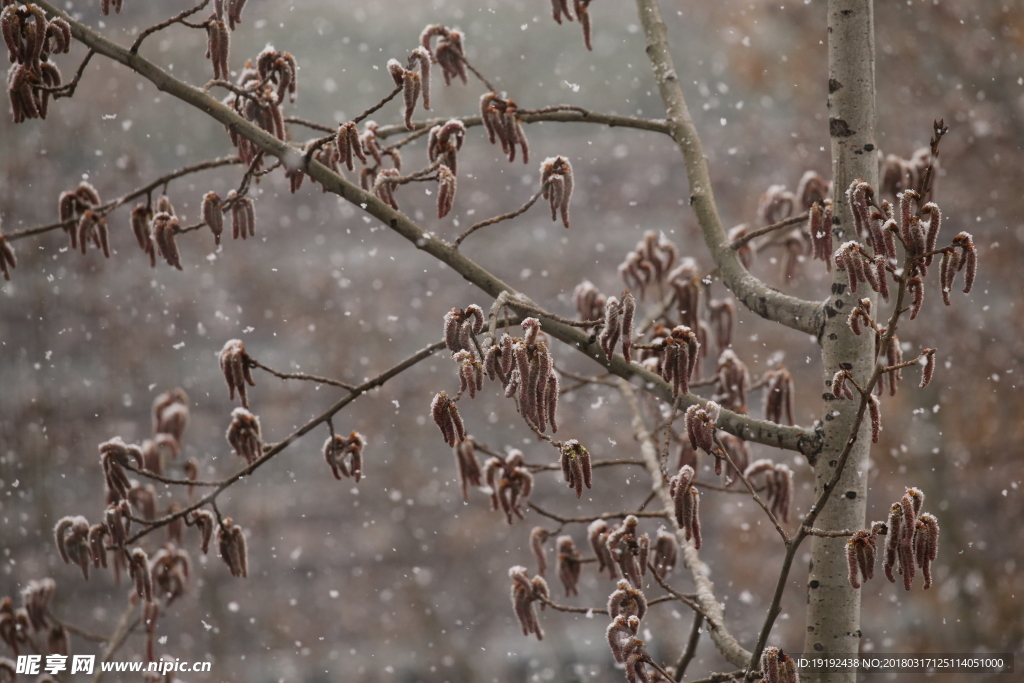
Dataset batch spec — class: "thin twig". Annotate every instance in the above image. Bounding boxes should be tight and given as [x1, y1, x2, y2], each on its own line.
[130, 0, 211, 54]
[249, 358, 357, 390]
[526, 458, 644, 473]
[125, 341, 446, 543]
[39, 49, 95, 98]
[553, 365, 617, 388]
[803, 526, 857, 538]
[454, 187, 544, 247]
[91, 603, 138, 683]
[673, 611, 704, 681]
[284, 116, 334, 133]
[7, 156, 241, 242]
[713, 435, 788, 542]
[457, 54, 498, 94]
[528, 502, 668, 526]
[617, 378, 751, 667]
[46, 612, 110, 643]
[729, 213, 809, 251]
[647, 562, 709, 620]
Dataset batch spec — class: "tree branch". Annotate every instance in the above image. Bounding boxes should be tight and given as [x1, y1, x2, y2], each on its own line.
[618, 379, 752, 669]
[34, 1, 820, 458]
[124, 340, 446, 543]
[6, 156, 241, 242]
[633, 0, 823, 337]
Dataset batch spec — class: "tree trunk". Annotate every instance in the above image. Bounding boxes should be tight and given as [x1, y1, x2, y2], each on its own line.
[803, 2, 878, 681]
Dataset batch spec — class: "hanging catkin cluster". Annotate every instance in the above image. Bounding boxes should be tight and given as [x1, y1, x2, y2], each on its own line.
[226, 407, 262, 464]
[206, 0, 255, 82]
[838, 171, 977, 314]
[714, 349, 750, 413]
[540, 156, 574, 228]
[651, 528, 678, 578]
[481, 318, 560, 433]
[56, 182, 108, 256]
[760, 646, 800, 683]
[743, 459, 794, 523]
[508, 566, 549, 640]
[480, 93, 530, 163]
[386, 57, 423, 130]
[150, 545, 191, 604]
[572, 279, 607, 322]
[763, 366, 795, 425]
[443, 305, 484, 355]
[618, 231, 679, 301]
[658, 326, 701, 398]
[217, 518, 248, 578]
[255, 45, 298, 104]
[605, 515, 650, 589]
[483, 450, 533, 523]
[549, 0, 595, 51]
[323, 431, 366, 482]
[754, 171, 831, 278]
[555, 535, 582, 596]
[3, 3, 70, 123]
[219, 339, 256, 408]
[221, 60, 284, 167]
[606, 614, 653, 682]
[707, 298, 735, 352]
[880, 145, 934, 201]
[428, 119, 466, 175]
[148, 195, 187, 269]
[453, 436, 482, 500]
[881, 488, 939, 590]
[143, 388, 189, 475]
[669, 465, 701, 548]
[597, 292, 635, 363]
[430, 391, 466, 447]
[419, 25, 466, 86]
[559, 439, 592, 498]
[684, 401, 720, 456]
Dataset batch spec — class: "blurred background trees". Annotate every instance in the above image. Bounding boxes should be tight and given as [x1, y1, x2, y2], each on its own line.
[1, 1, 1021, 681]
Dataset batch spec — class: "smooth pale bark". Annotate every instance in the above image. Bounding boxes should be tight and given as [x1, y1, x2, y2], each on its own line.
[803, 3, 878, 681]
[619, 380, 751, 670]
